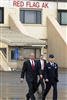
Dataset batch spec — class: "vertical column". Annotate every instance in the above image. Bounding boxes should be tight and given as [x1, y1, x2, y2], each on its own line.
[41, 46, 47, 60]
[41, 46, 44, 55]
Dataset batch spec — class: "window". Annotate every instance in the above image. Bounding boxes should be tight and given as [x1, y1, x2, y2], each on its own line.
[20, 10, 41, 24]
[0, 7, 4, 23]
[35, 49, 41, 59]
[11, 50, 14, 60]
[0, 48, 6, 57]
[58, 10, 67, 25]
[24, 48, 35, 59]
[24, 48, 41, 59]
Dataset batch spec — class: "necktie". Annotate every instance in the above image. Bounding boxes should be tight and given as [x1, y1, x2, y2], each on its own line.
[52, 63, 54, 67]
[32, 60, 34, 70]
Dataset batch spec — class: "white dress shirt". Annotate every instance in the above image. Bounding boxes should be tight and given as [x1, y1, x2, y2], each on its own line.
[29, 59, 35, 66]
[50, 62, 54, 66]
[40, 59, 44, 70]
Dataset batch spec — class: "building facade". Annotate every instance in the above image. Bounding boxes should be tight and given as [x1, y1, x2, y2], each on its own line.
[0, 0, 67, 70]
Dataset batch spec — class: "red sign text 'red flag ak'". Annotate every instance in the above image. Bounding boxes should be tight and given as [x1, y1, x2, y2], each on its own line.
[13, 0, 49, 8]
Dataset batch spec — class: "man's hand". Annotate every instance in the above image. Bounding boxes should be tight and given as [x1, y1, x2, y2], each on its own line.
[40, 75, 43, 78]
[45, 79, 49, 82]
[20, 78, 24, 83]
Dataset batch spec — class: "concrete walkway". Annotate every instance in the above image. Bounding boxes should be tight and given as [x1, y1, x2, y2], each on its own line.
[0, 68, 67, 100]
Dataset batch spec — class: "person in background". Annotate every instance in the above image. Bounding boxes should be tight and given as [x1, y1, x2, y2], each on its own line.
[20, 52, 42, 100]
[37, 55, 46, 93]
[13, 48, 19, 60]
[42, 54, 59, 100]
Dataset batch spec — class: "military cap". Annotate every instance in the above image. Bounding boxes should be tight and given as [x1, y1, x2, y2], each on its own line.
[49, 54, 54, 58]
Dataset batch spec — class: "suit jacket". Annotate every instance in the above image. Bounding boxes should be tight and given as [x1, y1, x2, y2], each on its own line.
[44, 62, 59, 83]
[21, 59, 40, 83]
[37, 59, 46, 75]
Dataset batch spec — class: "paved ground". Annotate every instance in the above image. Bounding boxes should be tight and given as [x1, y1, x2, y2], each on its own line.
[0, 68, 67, 100]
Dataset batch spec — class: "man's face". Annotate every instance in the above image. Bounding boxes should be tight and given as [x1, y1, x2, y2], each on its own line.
[49, 58, 54, 63]
[40, 56, 43, 60]
[29, 54, 35, 60]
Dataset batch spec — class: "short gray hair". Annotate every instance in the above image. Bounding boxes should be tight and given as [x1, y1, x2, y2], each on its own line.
[29, 52, 35, 56]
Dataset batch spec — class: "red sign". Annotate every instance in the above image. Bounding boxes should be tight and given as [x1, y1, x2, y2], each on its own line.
[13, 1, 49, 8]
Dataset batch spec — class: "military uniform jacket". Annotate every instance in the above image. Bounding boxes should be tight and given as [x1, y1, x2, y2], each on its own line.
[44, 62, 59, 83]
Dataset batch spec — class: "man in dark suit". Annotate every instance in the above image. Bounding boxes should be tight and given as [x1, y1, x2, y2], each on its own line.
[37, 55, 46, 92]
[42, 54, 59, 100]
[20, 52, 42, 100]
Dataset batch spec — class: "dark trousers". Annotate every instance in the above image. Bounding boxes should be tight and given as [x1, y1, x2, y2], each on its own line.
[43, 82, 57, 100]
[38, 77, 45, 91]
[26, 81, 37, 100]
[40, 77, 45, 91]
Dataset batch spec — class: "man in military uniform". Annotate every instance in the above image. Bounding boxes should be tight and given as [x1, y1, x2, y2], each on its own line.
[42, 54, 59, 100]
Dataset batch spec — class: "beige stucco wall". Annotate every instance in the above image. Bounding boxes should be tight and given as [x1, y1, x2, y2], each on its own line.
[0, 6, 67, 68]
[21, 9, 57, 40]
[58, 2, 67, 9]
[0, 1, 67, 38]
[47, 16, 67, 68]
[61, 26, 67, 34]
[0, 41, 8, 48]
[0, 7, 67, 40]
[1, 7, 19, 26]
[24, 25, 47, 39]
[0, 7, 57, 40]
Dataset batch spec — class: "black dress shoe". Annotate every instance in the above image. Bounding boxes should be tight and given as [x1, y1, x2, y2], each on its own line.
[26, 94, 30, 100]
[42, 98, 45, 100]
[42, 97, 45, 100]
[26, 96, 29, 100]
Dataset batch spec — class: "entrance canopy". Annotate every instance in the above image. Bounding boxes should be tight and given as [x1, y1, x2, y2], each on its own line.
[0, 27, 46, 46]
